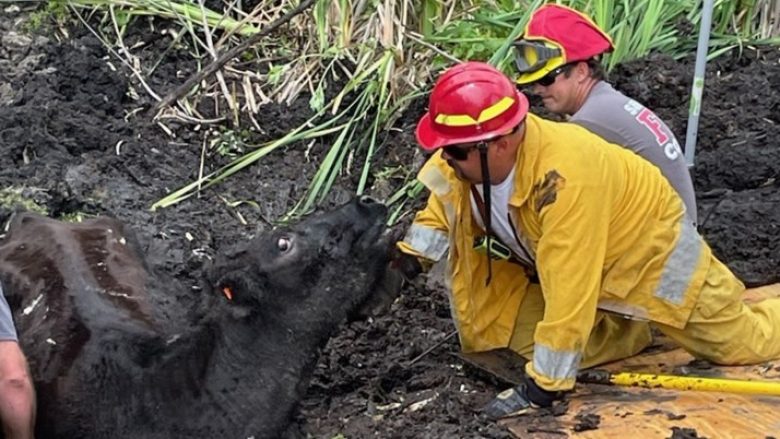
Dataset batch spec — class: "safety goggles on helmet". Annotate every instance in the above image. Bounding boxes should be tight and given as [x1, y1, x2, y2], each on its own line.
[512, 40, 562, 74]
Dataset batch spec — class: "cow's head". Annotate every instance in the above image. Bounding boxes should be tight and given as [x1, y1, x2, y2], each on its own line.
[211, 196, 390, 321]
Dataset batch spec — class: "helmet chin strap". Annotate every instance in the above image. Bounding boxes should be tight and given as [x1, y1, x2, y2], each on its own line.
[478, 141, 493, 286]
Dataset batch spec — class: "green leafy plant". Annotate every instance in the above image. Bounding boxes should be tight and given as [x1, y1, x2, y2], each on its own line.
[211, 129, 249, 158]
[25, 0, 71, 32]
[59, 0, 780, 224]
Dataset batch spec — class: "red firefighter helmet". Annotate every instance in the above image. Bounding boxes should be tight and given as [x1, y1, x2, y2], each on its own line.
[514, 4, 614, 85]
[416, 61, 529, 150]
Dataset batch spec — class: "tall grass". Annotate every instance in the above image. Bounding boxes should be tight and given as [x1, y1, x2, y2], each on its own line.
[55, 0, 780, 222]
[432, 0, 780, 71]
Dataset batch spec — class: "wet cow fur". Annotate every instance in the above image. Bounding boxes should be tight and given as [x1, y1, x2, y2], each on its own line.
[0, 197, 390, 439]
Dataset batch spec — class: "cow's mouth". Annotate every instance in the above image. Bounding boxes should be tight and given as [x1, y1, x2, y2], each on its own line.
[352, 216, 389, 258]
[352, 197, 389, 254]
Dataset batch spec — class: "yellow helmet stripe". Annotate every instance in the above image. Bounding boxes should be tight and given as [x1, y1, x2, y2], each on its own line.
[434, 96, 515, 127]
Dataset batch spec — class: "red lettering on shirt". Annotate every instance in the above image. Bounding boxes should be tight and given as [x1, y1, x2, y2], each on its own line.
[636, 109, 670, 145]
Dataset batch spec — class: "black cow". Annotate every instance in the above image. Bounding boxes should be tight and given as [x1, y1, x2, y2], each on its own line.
[0, 196, 389, 439]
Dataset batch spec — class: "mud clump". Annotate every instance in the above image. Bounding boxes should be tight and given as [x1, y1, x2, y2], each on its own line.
[572, 412, 601, 432]
[644, 409, 687, 421]
[669, 426, 707, 439]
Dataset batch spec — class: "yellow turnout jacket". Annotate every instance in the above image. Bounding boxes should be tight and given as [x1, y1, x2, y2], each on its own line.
[398, 114, 711, 392]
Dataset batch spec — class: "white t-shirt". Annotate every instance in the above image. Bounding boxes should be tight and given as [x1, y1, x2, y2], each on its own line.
[471, 167, 535, 267]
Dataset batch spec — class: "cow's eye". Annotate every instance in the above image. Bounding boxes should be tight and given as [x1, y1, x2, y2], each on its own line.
[277, 237, 292, 252]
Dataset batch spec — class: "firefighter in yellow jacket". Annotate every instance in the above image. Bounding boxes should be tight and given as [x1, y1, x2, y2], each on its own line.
[394, 61, 780, 417]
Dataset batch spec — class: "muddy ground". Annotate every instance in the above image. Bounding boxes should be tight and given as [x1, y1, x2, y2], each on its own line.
[1, 4, 779, 438]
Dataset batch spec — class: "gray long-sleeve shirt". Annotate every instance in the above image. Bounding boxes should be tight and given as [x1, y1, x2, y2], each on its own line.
[0, 284, 17, 341]
[571, 81, 698, 225]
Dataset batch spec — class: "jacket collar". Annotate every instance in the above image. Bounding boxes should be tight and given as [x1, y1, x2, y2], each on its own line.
[417, 112, 543, 209]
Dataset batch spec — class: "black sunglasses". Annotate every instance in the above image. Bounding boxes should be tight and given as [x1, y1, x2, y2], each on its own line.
[442, 144, 477, 161]
[535, 64, 572, 87]
[441, 124, 523, 160]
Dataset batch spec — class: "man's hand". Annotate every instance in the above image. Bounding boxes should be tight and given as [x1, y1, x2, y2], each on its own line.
[481, 374, 561, 420]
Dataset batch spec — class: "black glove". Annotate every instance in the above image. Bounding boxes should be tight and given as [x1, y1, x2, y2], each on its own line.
[352, 250, 421, 318]
[389, 249, 423, 282]
[481, 374, 561, 420]
[353, 266, 404, 318]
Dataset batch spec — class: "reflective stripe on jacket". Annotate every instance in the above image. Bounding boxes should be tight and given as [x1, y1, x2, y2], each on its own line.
[398, 114, 712, 392]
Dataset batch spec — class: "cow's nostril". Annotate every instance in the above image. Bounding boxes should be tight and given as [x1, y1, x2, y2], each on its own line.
[359, 195, 377, 205]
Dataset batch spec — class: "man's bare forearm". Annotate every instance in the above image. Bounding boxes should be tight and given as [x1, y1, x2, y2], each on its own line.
[0, 342, 36, 439]
[0, 376, 36, 439]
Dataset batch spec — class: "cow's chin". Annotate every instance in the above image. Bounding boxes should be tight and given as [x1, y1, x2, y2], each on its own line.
[351, 217, 390, 259]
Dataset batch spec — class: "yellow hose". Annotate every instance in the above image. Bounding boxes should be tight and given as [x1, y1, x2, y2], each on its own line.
[579, 370, 780, 396]
[577, 370, 780, 396]
[611, 372, 780, 395]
